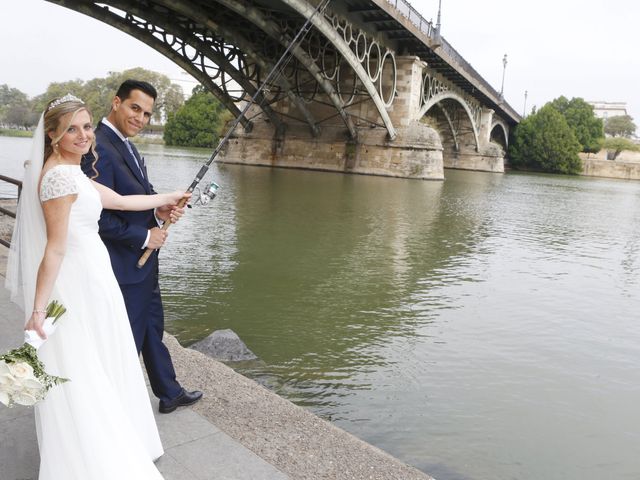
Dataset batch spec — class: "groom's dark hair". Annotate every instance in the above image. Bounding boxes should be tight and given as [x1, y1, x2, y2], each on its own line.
[116, 79, 158, 101]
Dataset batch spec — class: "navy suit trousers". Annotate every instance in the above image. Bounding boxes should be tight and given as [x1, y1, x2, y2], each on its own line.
[119, 269, 182, 402]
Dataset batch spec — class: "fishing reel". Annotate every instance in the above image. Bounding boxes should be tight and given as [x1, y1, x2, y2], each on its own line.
[191, 180, 220, 207]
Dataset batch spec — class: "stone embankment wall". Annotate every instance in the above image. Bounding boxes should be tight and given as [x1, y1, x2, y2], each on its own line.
[580, 151, 640, 180]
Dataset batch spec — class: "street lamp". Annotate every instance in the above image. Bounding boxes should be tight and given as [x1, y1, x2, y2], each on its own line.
[523, 90, 528, 117]
[499, 54, 508, 99]
[436, 0, 442, 32]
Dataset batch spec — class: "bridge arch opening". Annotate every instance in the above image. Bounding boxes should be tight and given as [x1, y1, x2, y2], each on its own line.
[490, 122, 508, 152]
[421, 95, 480, 155]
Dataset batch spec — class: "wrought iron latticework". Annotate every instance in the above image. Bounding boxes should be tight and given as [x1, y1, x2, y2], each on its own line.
[45, 0, 515, 143]
[45, 0, 408, 140]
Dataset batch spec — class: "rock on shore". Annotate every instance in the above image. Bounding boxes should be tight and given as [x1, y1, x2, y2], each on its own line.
[190, 328, 258, 362]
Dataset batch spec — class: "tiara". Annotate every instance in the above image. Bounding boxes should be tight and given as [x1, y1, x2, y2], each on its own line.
[47, 94, 84, 111]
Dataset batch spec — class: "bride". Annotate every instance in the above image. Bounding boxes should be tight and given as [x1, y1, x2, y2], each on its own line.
[6, 94, 187, 479]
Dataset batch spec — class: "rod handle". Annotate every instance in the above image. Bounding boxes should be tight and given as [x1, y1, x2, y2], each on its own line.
[137, 196, 189, 269]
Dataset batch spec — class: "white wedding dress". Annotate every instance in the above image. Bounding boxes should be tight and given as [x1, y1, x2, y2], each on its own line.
[33, 164, 164, 479]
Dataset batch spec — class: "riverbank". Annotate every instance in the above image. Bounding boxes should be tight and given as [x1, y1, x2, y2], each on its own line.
[0, 215, 432, 479]
[0, 129, 164, 144]
[579, 150, 640, 180]
[0, 128, 32, 138]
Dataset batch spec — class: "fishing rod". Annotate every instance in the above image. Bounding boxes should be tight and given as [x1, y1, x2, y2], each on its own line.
[138, 0, 331, 268]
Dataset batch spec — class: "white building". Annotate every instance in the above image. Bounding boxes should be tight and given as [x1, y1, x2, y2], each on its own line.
[587, 101, 628, 120]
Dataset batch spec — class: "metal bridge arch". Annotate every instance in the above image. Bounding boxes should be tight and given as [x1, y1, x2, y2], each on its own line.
[419, 92, 480, 152]
[45, 0, 400, 140]
[262, 0, 398, 139]
[47, 0, 278, 132]
[186, 0, 357, 138]
[145, 0, 320, 136]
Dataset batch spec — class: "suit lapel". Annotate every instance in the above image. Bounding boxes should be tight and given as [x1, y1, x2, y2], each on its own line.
[98, 122, 150, 193]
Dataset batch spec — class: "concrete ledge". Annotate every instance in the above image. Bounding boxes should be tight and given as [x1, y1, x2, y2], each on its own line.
[167, 334, 431, 479]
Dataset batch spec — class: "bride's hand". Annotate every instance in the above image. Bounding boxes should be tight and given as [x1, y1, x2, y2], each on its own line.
[166, 191, 191, 205]
[157, 192, 191, 224]
[25, 311, 47, 340]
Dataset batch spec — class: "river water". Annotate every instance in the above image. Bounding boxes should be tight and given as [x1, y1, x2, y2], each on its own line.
[2, 138, 640, 480]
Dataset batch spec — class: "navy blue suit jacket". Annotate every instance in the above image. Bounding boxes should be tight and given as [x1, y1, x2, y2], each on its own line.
[82, 121, 158, 285]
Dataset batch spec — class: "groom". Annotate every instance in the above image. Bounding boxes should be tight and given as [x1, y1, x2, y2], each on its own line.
[81, 79, 202, 413]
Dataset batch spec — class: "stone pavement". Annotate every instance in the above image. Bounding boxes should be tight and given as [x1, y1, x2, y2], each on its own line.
[0, 278, 288, 480]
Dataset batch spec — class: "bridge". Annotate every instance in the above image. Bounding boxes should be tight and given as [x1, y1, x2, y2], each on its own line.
[47, 0, 520, 180]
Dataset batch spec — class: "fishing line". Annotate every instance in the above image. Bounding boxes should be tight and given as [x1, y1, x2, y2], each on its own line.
[138, 0, 332, 268]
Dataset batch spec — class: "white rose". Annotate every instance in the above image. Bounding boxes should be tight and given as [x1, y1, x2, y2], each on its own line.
[0, 360, 10, 375]
[12, 390, 37, 406]
[0, 388, 11, 407]
[21, 386, 43, 403]
[8, 361, 35, 379]
[3, 383, 21, 398]
[0, 361, 16, 385]
[0, 370, 17, 387]
[21, 377, 44, 390]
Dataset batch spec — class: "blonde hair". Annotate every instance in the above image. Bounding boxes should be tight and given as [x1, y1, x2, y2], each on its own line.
[43, 97, 99, 177]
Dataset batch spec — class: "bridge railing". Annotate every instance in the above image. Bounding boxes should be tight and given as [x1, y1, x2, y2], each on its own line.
[385, 0, 437, 38]
[438, 37, 502, 99]
[383, 0, 520, 119]
[0, 174, 21, 248]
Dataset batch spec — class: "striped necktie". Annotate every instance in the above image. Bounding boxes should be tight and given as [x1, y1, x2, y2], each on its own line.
[124, 139, 144, 178]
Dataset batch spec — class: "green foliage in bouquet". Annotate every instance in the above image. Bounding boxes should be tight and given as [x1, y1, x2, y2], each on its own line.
[46, 300, 66, 324]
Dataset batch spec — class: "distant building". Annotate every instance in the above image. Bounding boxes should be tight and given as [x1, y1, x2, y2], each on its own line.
[587, 101, 628, 120]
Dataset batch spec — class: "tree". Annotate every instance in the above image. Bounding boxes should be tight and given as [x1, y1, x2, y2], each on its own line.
[509, 104, 582, 174]
[0, 84, 29, 108]
[548, 96, 604, 153]
[604, 115, 636, 138]
[31, 69, 184, 124]
[163, 86, 229, 147]
[102, 68, 184, 123]
[4, 104, 39, 128]
[0, 84, 36, 127]
[601, 137, 639, 160]
[32, 80, 86, 115]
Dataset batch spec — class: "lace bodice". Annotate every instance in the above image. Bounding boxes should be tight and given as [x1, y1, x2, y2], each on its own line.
[40, 165, 79, 202]
[37, 164, 103, 250]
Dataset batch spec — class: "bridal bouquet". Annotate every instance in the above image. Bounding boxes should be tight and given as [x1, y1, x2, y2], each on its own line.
[0, 301, 69, 407]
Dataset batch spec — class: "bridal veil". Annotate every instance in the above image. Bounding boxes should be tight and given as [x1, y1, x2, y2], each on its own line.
[5, 114, 47, 322]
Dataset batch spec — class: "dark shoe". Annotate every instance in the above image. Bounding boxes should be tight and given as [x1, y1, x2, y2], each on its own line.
[159, 390, 203, 414]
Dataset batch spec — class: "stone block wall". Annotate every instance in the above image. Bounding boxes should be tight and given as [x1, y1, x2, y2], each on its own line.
[217, 54, 506, 179]
[217, 121, 444, 180]
[581, 157, 640, 180]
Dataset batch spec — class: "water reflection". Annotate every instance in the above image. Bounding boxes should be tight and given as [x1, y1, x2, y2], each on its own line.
[214, 169, 510, 407]
[150, 157, 504, 413]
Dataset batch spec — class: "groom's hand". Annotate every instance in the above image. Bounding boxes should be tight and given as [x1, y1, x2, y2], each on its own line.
[148, 227, 168, 249]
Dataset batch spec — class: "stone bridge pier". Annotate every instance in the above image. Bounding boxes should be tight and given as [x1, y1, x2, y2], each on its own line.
[218, 55, 507, 179]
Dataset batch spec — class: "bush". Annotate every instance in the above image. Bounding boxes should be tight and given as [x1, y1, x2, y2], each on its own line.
[509, 105, 582, 174]
[164, 87, 228, 148]
[548, 96, 603, 153]
[602, 137, 639, 160]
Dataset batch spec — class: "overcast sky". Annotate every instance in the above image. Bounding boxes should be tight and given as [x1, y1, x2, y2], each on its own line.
[1, 0, 638, 121]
